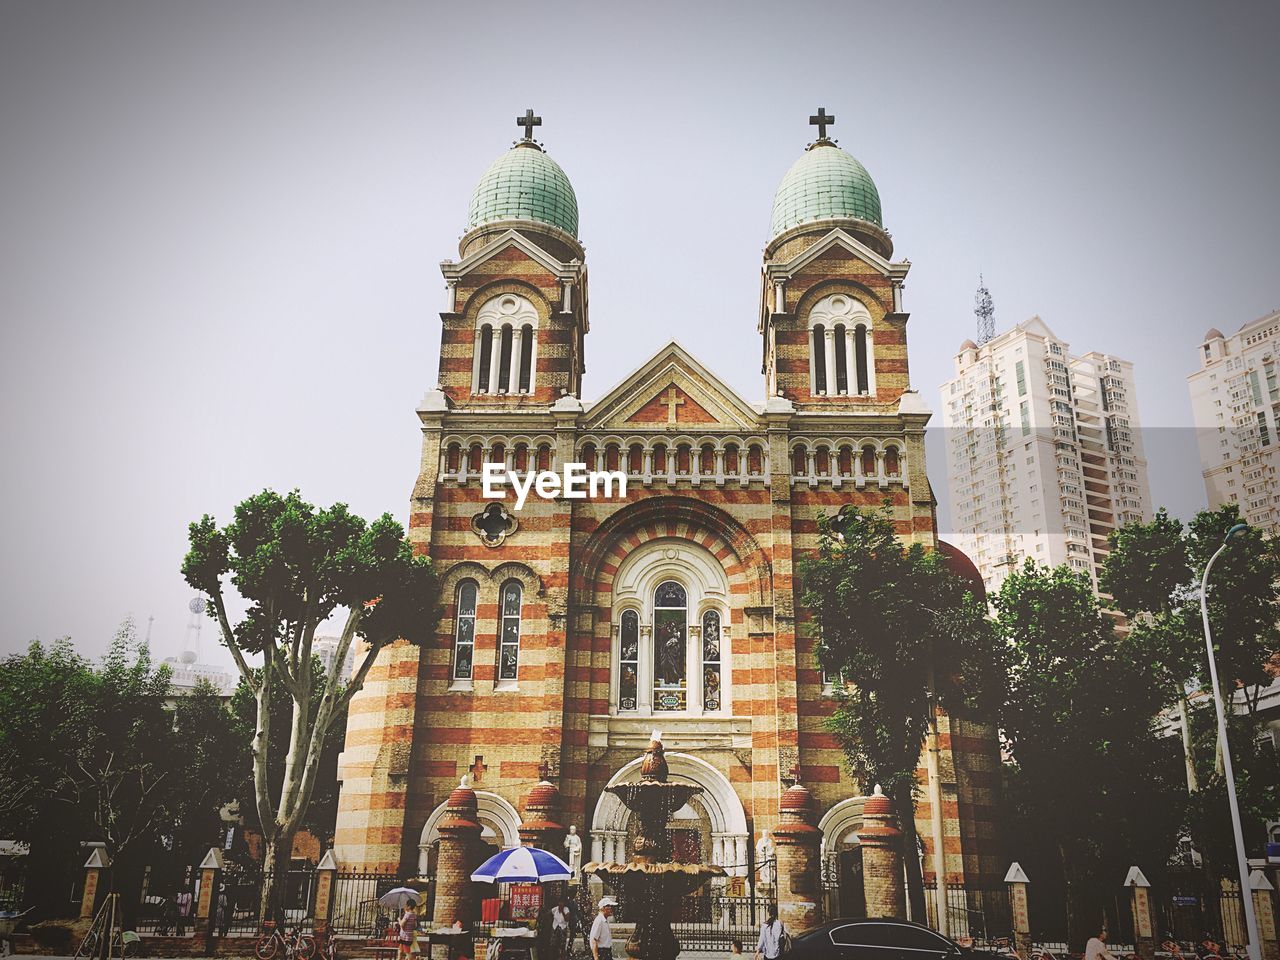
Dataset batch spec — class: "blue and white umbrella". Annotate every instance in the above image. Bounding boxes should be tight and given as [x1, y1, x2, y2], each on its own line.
[471, 846, 573, 883]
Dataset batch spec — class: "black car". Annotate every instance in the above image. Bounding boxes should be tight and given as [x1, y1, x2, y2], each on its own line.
[789, 918, 1017, 960]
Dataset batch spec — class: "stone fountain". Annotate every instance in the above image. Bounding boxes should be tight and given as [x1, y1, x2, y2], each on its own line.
[584, 732, 726, 960]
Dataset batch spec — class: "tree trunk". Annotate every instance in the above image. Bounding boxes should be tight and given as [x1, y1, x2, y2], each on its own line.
[260, 831, 297, 930]
[895, 787, 927, 923]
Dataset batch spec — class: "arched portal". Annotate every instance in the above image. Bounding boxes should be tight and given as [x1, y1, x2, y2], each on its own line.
[418, 791, 522, 874]
[818, 797, 867, 919]
[590, 752, 749, 876]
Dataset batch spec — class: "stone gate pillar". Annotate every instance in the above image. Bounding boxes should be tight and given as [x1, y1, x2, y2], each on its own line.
[1124, 867, 1156, 960]
[1005, 863, 1031, 960]
[80, 848, 109, 919]
[859, 786, 905, 919]
[773, 782, 823, 933]
[433, 779, 483, 929]
[1250, 870, 1279, 960]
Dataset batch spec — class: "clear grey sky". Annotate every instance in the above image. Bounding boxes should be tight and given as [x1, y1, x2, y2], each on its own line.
[2, 1, 1277, 665]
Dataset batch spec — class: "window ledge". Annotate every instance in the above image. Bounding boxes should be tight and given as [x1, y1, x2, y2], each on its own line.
[494, 681, 519, 693]
[448, 679, 474, 693]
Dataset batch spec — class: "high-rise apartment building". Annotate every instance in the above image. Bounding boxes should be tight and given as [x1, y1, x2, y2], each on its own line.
[940, 316, 1152, 595]
[1188, 310, 1280, 536]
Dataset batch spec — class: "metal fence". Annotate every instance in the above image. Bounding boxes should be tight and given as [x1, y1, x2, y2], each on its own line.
[922, 884, 1013, 944]
[671, 895, 777, 951]
[328, 871, 401, 937]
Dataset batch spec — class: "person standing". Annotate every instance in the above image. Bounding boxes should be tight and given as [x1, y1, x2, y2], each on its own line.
[175, 886, 193, 937]
[589, 898, 616, 960]
[755, 906, 785, 960]
[399, 904, 420, 959]
[551, 898, 571, 960]
[566, 893, 583, 955]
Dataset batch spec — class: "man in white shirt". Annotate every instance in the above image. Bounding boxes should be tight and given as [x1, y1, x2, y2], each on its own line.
[1084, 930, 1118, 960]
[590, 897, 616, 960]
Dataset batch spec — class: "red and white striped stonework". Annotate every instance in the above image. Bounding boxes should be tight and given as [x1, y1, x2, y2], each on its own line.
[332, 211, 1003, 904]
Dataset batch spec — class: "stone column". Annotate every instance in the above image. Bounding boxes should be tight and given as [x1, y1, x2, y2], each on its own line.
[1124, 867, 1155, 960]
[1005, 863, 1031, 960]
[1250, 870, 1279, 960]
[80, 848, 108, 919]
[773, 783, 823, 934]
[433, 779, 483, 929]
[859, 786, 905, 919]
[313, 851, 339, 951]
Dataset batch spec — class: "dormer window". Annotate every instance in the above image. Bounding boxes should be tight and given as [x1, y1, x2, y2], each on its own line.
[808, 294, 875, 397]
[473, 294, 538, 395]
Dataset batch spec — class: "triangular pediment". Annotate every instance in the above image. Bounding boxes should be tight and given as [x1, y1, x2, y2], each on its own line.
[583, 342, 761, 433]
[440, 229, 580, 282]
[769, 228, 896, 278]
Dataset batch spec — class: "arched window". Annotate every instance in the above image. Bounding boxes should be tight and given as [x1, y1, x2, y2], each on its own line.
[474, 295, 538, 395]
[619, 610, 639, 712]
[885, 446, 900, 478]
[653, 580, 688, 712]
[702, 610, 722, 712]
[497, 580, 522, 683]
[855, 324, 870, 394]
[812, 324, 828, 395]
[808, 294, 875, 398]
[453, 580, 478, 681]
[834, 325, 849, 395]
[477, 326, 494, 393]
[861, 445, 877, 477]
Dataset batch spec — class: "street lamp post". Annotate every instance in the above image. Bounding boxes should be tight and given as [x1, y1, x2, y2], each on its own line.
[1199, 522, 1260, 960]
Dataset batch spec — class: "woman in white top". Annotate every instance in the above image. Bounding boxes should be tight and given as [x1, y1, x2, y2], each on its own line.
[756, 906, 785, 960]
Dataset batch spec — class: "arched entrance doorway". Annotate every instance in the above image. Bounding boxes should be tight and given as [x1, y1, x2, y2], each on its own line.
[819, 797, 867, 919]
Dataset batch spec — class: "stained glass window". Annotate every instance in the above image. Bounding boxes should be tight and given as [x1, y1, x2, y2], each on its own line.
[498, 580, 522, 682]
[702, 609, 722, 712]
[453, 580, 477, 680]
[619, 610, 639, 712]
[653, 580, 687, 711]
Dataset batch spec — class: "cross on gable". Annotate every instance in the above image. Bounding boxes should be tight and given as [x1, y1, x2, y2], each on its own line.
[517, 108, 542, 140]
[809, 107, 835, 140]
[789, 763, 802, 784]
[663, 386, 685, 424]
[470, 755, 488, 784]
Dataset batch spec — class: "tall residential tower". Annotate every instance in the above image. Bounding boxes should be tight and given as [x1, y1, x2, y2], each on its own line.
[1189, 310, 1280, 536]
[940, 316, 1151, 595]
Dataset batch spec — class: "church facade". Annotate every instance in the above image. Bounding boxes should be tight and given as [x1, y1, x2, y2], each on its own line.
[333, 113, 1002, 918]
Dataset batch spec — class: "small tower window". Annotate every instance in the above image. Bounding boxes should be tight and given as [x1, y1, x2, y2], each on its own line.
[808, 294, 876, 398]
[498, 326, 514, 392]
[452, 580, 478, 681]
[477, 326, 494, 393]
[497, 580, 522, 683]
[855, 324, 870, 394]
[812, 324, 828, 395]
[834, 324, 849, 394]
[518, 324, 534, 392]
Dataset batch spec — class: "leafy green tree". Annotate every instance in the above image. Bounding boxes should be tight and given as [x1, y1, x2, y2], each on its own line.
[0, 624, 243, 921]
[799, 503, 1003, 919]
[996, 561, 1185, 948]
[182, 489, 440, 924]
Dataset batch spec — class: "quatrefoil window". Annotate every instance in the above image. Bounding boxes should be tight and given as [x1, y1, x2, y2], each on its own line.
[472, 502, 518, 547]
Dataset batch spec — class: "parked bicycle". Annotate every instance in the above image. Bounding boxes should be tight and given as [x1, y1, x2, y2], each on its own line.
[255, 923, 317, 960]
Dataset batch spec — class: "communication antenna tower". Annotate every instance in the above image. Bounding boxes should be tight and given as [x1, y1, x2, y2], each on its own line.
[181, 596, 205, 665]
[975, 274, 995, 345]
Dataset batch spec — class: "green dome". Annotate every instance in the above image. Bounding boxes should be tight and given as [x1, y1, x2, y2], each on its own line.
[769, 142, 882, 237]
[467, 141, 579, 237]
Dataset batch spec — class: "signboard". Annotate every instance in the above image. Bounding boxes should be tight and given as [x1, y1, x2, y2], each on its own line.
[509, 884, 541, 922]
[1134, 887, 1153, 939]
[1267, 843, 1280, 864]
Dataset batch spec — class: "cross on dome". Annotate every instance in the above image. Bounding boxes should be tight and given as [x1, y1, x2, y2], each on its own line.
[517, 108, 542, 140]
[809, 107, 835, 140]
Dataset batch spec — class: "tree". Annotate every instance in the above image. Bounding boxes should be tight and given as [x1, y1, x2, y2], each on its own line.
[181, 489, 440, 925]
[996, 561, 1185, 948]
[1102, 505, 1280, 713]
[798, 503, 1003, 919]
[227, 658, 349, 849]
[0, 624, 242, 921]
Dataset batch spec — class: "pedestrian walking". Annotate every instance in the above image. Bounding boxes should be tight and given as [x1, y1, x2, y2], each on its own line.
[551, 897, 571, 960]
[217, 886, 231, 938]
[589, 898, 616, 960]
[755, 906, 785, 960]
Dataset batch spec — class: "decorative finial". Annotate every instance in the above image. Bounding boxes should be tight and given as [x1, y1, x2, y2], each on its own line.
[809, 107, 835, 141]
[872, 783, 883, 796]
[650, 729, 662, 744]
[516, 108, 542, 141]
[460, 774, 472, 789]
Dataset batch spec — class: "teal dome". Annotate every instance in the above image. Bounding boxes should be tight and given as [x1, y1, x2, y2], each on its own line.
[770, 142, 882, 238]
[467, 141, 579, 237]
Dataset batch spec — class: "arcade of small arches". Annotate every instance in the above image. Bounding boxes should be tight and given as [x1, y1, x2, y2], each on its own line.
[438, 435, 909, 489]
